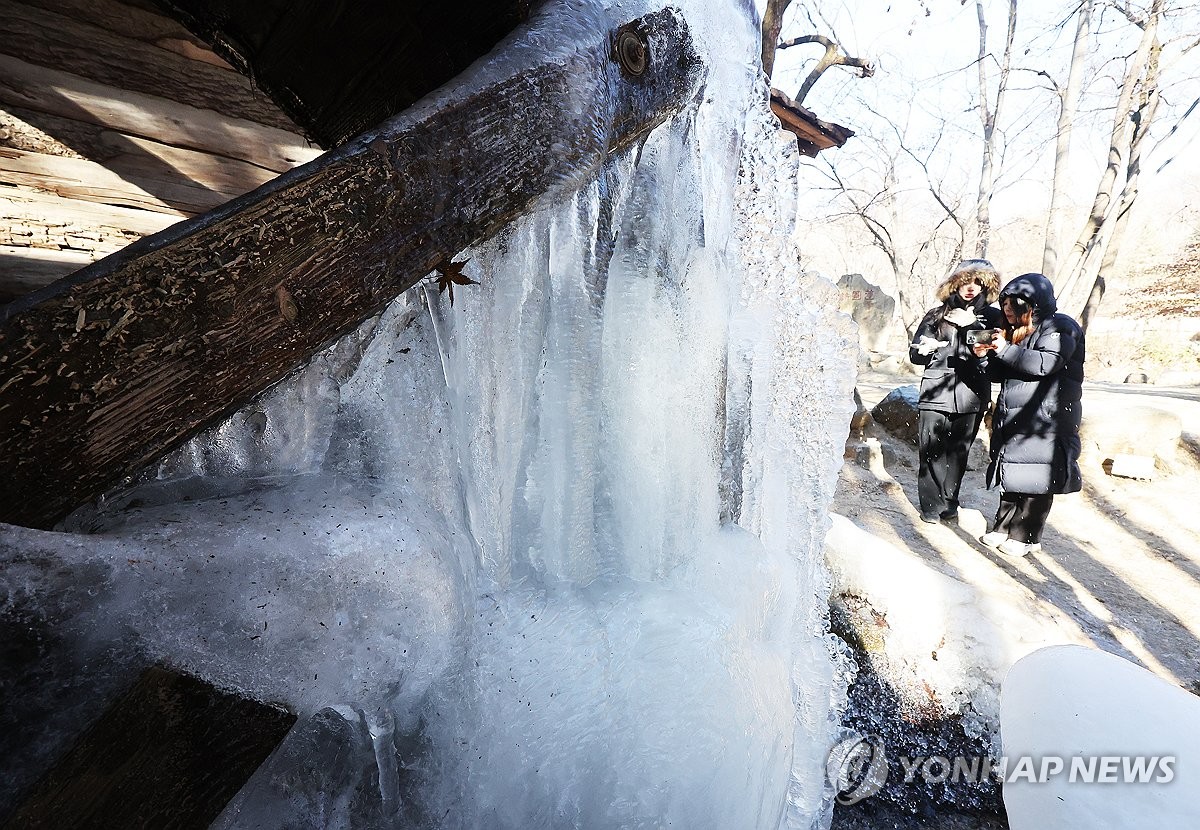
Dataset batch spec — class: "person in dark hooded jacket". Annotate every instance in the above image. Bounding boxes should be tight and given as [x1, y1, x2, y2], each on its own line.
[908, 259, 1004, 523]
[971, 272, 1085, 556]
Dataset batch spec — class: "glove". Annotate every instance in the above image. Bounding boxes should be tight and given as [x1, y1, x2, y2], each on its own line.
[943, 307, 978, 327]
[915, 335, 949, 356]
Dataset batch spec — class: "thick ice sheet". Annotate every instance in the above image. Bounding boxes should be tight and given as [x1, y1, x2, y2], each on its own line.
[0, 1, 858, 827]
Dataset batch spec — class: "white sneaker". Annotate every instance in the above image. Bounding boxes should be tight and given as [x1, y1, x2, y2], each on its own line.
[998, 539, 1041, 557]
[980, 531, 1007, 548]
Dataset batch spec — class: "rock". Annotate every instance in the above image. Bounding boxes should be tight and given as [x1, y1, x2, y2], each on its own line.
[864, 351, 918, 376]
[848, 388, 871, 438]
[1079, 405, 1182, 467]
[870, 385, 920, 445]
[967, 433, 991, 471]
[838, 274, 897, 353]
[1108, 454, 1157, 480]
[1123, 371, 1151, 384]
[845, 438, 897, 478]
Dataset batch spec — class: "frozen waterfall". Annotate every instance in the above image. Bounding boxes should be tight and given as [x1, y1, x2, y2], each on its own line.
[0, 0, 858, 827]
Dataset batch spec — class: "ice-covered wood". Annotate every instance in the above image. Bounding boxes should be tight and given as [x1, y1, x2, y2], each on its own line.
[0, 7, 701, 529]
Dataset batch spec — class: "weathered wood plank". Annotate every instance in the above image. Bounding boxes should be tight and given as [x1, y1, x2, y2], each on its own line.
[0, 146, 185, 213]
[1, 666, 295, 830]
[1, 105, 90, 159]
[0, 246, 95, 301]
[1, 187, 179, 250]
[0, 0, 299, 133]
[0, 6, 701, 528]
[0, 54, 320, 173]
[0, 144, 270, 215]
[1, 189, 180, 298]
[17, 0, 223, 60]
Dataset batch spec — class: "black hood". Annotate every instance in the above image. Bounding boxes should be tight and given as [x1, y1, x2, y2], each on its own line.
[1000, 272, 1057, 316]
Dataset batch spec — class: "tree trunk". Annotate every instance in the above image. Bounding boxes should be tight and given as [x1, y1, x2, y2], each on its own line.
[760, 0, 793, 79]
[972, 0, 1017, 259]
[1056, 1, 1162, 318]
[1042, 0, 1091, 280]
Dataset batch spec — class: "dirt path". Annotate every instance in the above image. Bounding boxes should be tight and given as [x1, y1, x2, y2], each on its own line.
[842, 369, 1200, 696]
[829, 370, 1200, 829]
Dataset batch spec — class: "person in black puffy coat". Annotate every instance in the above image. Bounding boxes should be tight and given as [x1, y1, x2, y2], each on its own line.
[971, 272, 1085, 556]
[908, 259, 1004, 523]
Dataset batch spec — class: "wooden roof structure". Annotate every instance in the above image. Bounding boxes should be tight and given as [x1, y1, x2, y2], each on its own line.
[0, 0, 539, 303]
[770, 87, 854, 158]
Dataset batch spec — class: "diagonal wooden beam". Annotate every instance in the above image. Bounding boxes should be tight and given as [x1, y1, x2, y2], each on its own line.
[0, 6, 701, 529]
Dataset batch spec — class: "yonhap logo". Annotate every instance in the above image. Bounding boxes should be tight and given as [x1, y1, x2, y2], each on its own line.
[826, 733, 889, 805]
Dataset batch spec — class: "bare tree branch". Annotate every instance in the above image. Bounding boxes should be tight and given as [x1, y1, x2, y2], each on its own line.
[777, 33, 875, 104]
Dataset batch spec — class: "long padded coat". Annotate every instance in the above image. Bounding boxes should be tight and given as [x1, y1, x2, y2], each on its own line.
[986, 273, 1085, 495]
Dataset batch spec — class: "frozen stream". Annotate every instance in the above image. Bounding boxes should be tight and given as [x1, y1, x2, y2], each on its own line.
[0, 1, 857, 827]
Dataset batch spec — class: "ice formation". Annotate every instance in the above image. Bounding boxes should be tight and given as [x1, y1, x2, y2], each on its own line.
[0, 0, 857, 827]
[1002, 645, 1200, 828]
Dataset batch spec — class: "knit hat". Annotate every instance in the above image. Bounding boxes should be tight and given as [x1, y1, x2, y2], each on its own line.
[935, 259, 1001, 303]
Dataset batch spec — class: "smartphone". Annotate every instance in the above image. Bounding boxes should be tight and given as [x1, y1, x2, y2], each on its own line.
[966, 328, 999, 346]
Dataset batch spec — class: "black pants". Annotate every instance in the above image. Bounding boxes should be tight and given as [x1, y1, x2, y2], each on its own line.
[993, 492, 1054, 543]
[917, 409, 984, 519]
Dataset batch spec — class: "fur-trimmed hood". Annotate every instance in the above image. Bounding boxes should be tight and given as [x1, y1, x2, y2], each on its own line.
[935, 259, 1001, 303]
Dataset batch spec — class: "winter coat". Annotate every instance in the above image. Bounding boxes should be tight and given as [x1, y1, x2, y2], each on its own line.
[986, 273, 1085, 495]
[909, 293, 1004, 414]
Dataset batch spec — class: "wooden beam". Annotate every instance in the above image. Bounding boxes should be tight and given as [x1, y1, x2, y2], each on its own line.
[0, 246, 96, 301]
[0, 188, 182, 299]
[0, 146, 238, 217]
[0, 6, 701, 528]
[769, 88, 854, 157]
[1, 187, 180, 250]
[0, 54, 320, 173]
[16, 0, 225, 60]
[2, 665, 295, 830]
[0, 0, 298, 133]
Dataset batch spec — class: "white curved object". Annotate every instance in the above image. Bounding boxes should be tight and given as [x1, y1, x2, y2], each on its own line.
[1002, 645, 1200, 828]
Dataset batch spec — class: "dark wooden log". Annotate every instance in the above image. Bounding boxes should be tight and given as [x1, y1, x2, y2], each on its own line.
[0, 6, 701, 528]
[1, 665, 296, 830]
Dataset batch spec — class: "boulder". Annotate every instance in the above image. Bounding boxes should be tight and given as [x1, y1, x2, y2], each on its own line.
[838, 273, 897, 353]
[848, 388, 871, 438]
[1079, 405, 1182, 467]
[870, 385, 920, 445]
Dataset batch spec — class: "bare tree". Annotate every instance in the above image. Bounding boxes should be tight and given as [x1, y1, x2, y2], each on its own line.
[777, 34, 875, 106]
[812, 106, 968, 337]
[1041, 0, 1094, 279]
[760, 0, 874, 106]
[1054, 0, 1171, 321]
[972, 0, 1019, 258]
[761, 0, 793, 79]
